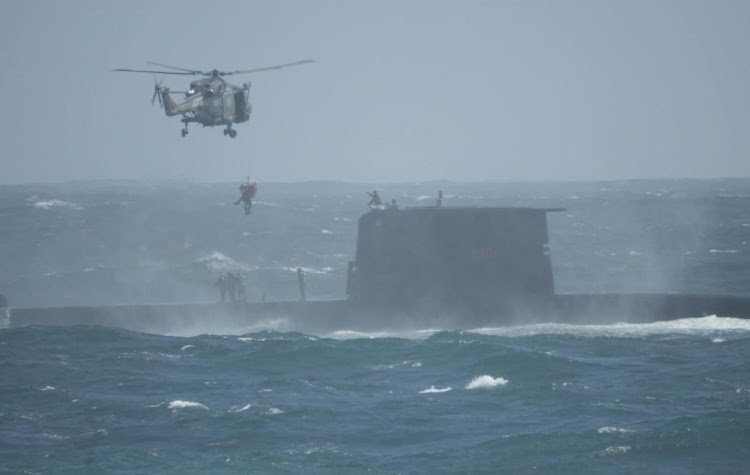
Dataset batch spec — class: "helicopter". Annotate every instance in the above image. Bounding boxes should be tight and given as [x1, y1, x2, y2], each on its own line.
[114, 60, 314, 138]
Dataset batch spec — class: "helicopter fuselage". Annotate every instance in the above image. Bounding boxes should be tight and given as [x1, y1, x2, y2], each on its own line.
[166, 77, 249, 123]
[158, 76, 250, 137]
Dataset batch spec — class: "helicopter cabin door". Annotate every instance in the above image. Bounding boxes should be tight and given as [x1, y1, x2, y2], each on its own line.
[222, 91, 236, 121]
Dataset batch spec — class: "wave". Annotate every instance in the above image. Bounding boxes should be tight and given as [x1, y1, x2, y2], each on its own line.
[598, 426, 635, 434]
[465, 375, 509, 390]
[168, 400, 208, 410]
[468, 315, 750, 339]
[279, 265, 333, 275]
[193, 251, 334, 276]
[32, 199, 81, 210]
[322, 316, 750, 341]
[193, 251, 257, 273]
[419, 385, 452, 394]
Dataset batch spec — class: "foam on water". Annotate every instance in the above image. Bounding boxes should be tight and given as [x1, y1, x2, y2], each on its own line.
[465, 375, 509, 390]
[470, 315, 750, 339]
[419, 385, 453, 394]
[598, 426, 635, 434]
[279, 265, 333, 275]
[167, 400, 209, 410]
[194, 251, 255, 273]
[32, 199, 81, 210]
[597, 446, 632, 456]
[326, 328, 442, 340]
[317, 316, 750, 342]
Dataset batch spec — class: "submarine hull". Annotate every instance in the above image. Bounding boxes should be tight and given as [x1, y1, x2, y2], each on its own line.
[7, 293, 750, 335]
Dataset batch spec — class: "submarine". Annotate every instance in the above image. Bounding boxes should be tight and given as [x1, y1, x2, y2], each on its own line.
[6, 205, 750, 334]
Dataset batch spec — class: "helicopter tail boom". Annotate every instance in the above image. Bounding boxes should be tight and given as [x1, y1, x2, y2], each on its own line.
[158, 89, 195, 117]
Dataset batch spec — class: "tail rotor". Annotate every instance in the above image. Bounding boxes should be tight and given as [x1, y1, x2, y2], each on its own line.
[151, 80, 165, 108]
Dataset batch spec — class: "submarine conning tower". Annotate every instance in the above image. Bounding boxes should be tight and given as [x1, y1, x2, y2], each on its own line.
[347, 206, 564, 314]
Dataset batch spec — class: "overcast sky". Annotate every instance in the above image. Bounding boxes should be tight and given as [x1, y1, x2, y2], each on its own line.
[1, 0, 748, 185]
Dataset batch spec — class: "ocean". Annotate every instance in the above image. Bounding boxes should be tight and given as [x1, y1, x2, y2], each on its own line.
[2, 179, 750, 473]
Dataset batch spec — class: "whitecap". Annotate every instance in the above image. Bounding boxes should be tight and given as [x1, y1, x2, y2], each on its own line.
[232, 404, 252, 413]
[419, 385, 452, 394]
[465, 375, 509, 390]
[180, 345, 194, 351]
[281, 266, 332, 275]
[168, 400, 208, 410]
[469, 315, 750, 339]
[194, 251, 255, 273]
[597, 445, 631, 456]
[39, 386, 56, 391]
[598, 426, 634, 434]
[326, 328, 437, 340]
[33, 200, 81, 210]
[372, 360, 423, 370]
[266, 407, 283, 415]
[709, 249, 739, 254]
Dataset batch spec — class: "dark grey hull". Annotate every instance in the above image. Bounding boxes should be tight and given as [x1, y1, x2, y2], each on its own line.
[7, 293, 750, 335]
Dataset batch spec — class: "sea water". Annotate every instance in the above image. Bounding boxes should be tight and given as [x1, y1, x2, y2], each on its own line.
[1, 179, 750, 473]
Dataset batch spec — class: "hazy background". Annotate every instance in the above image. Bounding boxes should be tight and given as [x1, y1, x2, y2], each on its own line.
[1, 0, 748, 185]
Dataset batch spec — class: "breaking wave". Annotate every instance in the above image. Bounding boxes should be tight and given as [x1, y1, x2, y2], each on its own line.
[465, 375, 509, 390]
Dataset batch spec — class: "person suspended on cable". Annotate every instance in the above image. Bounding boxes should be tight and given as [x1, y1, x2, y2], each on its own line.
[234, 177, 258, 215]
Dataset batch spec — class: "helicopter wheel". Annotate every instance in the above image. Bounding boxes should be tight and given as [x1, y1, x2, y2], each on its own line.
[181, 128, 188, 137]
[229, 130, 237, 139]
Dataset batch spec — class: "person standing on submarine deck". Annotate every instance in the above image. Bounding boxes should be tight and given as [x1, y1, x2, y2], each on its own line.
[297, 268, 308, 302]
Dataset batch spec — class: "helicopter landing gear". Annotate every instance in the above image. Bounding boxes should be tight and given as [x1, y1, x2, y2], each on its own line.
[223, 126, 237, 139]
[181, 128, 188, 137]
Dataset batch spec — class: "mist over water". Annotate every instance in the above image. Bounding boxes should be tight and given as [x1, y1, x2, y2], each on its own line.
[3, 179, 750, 311]
[3, 179, 750, 472]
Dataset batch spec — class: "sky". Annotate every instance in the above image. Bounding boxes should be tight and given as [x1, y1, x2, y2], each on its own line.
[1, 0, 749, 185]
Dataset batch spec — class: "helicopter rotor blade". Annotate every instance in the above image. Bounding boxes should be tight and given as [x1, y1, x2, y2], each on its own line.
[114, 68, 194, 76]
[145, 61, 204, 75]
[225, 59, 315, 75]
